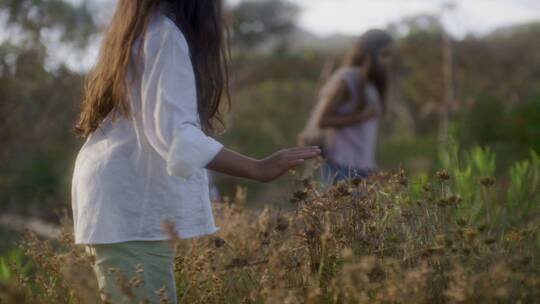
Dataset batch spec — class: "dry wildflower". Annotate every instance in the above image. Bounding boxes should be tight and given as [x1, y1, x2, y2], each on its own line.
[358, 256, 377, 272]
[463, 228, 479, 243]
[224, 258, 249, 270]
[351, 177, 363, 186]
[509, 255, 531, 267]
[479, 176, 496, 187]
[422, 245, 445, 257]
[477, 224, 489, 233]
[505, 230, 525, 242]
[340, 247, 354, 260]
[444, 264, 474, 303]
[448, 195, 462, 205]
[275, 216, 289, 232]
[290, 189, 308, 204]
[483, 237, 497, 245]
[435, 234, 446, 245]
[437, 197, 450, 207]
[333, 181, 353, 197]
[155, 286, 171, 304]
[456, 218, 467, 226]
[435, 170, 451, 181]
[7, 170, 539, 303]
[213, 237, 225, 248]
[129, 276, 143, 288]
[136, 263, 145, 274]
[396, 169, 408, 186]
[306, 285, 322, 302]
[302, 177, 313, 188]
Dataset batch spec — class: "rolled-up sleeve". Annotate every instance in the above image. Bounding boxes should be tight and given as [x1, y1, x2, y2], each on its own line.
[140, 19, 224, 179]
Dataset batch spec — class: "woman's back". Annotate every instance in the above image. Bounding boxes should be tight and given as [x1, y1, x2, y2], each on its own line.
[72, 11, 220, 245]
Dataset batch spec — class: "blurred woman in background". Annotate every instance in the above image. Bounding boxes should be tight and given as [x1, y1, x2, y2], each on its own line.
[299, 29, 393, 185]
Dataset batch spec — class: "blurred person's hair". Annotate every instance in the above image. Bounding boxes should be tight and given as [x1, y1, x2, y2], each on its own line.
[74, 0, 230, 137]
[342, 29, 393, 109]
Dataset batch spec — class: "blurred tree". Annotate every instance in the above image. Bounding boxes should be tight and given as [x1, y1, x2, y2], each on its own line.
[0, 0, 96, 48]
[387, 14, 446, 134]
[0, 0, 96, 217]
[229, 0, 299, 52]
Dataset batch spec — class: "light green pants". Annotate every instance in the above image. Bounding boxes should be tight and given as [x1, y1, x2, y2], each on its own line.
[84, 240, 177, 304]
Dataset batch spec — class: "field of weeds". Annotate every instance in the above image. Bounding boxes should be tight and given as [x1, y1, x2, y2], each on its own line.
[1, 147, 539, 304]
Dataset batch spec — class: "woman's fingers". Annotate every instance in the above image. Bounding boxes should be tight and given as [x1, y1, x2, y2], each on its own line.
[263, 147, 321, 175]
[287, 159, 305, 167]
[284, 152, 319, 168]
[288, 151, 320, 160]
[285, 148, 321, 157]
[285, 146, 321, 153]
[280, 153, 318, 165]
[292, 147, 321, 154]
[281, 146, 321, 163]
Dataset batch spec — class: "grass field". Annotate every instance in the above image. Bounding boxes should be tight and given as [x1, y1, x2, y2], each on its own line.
[1, 146, 538, 303]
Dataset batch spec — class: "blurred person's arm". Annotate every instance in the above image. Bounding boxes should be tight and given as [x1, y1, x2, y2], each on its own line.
[317, 79, 379, 129]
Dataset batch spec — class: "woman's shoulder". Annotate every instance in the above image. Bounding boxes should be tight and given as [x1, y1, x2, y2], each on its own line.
[318, 67, 351, 99]
[325, 66, 362, 87]
[143, 11, 189, 53]
[338, 66, 363, 80]
[325, 66, 361, 85]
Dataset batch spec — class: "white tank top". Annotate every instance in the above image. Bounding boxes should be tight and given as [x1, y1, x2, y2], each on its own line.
[325, 67, 382, 170]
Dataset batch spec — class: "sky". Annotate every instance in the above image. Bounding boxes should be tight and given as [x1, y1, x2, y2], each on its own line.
[79, 0, 540, 38]
[229, 0, 540, 38]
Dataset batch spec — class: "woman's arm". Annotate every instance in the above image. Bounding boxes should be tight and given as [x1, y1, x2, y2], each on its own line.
[317, 79, 379, 129]
[140, 21, 321, 182]
[206, 146, 321, 183]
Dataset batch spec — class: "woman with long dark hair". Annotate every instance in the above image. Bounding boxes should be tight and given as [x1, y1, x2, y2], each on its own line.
[300, 29, 393, 185]
[71, 1, 320, 302]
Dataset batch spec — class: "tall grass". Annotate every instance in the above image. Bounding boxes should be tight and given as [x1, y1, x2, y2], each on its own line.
[1, 146, 539, 303]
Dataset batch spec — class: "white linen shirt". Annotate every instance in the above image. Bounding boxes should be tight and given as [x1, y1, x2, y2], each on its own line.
[71, 11, 224, 244]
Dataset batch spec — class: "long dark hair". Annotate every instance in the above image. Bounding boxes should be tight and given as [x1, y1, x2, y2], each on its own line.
[342, 29, 393, 107]
[74, 0, 230, 137]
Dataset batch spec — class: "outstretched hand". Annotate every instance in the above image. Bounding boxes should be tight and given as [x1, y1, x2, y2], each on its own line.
[206, 146, 321, 183]
[255, 146, 322, 182]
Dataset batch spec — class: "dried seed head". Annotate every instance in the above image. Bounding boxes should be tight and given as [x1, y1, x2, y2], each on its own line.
[480, 176, 496, 187]
[214, 237, 225, 248]
[275, 217, 289, 232]
[448, 195, 462, 205]
[397, 170, 408, 186]
[477, 224, 489, 233]
[302, 178, 313, 188]
[351, 178, 363, 186]
[437, 198, 449, 207]
[484, 238, 497, 245]
[435, 234, 446, 245]
[463, 228, 479, 243]
[341, 247, 354, 259]
[290, 190, 308, 204]
[435, 170, 451, 181]
[456, 219, 467, 227]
